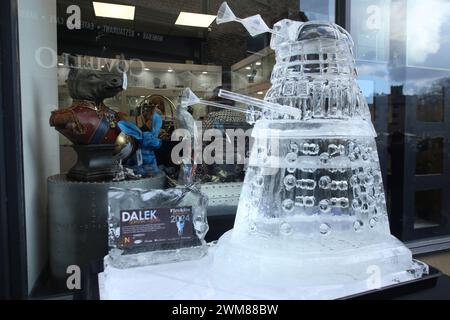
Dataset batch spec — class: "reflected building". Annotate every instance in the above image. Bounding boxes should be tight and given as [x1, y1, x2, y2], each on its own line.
[371, 81, 450, 241]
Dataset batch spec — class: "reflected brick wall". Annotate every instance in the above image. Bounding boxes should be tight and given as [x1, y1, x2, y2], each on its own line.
[57, 0, 302, 67]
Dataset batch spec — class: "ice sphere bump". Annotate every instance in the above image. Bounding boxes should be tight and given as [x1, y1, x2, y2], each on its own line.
[280, 222, 292, 235]
[319, 223, 331, 235]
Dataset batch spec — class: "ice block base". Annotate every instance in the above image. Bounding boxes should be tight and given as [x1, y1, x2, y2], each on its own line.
[107, 245, 208, 269]
[210, 231, 428, 299]
[99, 237, 428, 300]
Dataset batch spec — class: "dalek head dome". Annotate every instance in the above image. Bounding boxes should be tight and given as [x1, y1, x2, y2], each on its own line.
[270, 20, 357, 78]
[270, 20, 354, 50]
[210, 2, 369, 121]
[216, 1, 356, 77]
[299, 22, 353, 45]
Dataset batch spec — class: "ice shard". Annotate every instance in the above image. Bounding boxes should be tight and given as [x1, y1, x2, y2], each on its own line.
[216, 1, 281, 37]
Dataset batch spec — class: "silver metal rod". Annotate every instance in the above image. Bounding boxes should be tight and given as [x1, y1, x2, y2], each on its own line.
[218, 89, 302, 118]
[198, 99, 256, 116]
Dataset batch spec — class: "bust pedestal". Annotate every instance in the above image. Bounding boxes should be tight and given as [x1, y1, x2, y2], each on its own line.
[68, 144, 120, 182]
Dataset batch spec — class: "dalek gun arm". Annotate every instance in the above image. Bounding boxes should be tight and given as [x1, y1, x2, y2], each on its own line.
[180, 88, 262, 124]
[218, 89, 302, 120]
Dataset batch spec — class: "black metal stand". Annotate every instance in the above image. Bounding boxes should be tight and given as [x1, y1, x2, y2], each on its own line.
[47, 174, 167, 291]
[68, 144, 120, 182]
[342, 268, 442, 300]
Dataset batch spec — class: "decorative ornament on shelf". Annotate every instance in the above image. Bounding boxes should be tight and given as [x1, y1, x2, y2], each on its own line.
[50, 54, 143, 182]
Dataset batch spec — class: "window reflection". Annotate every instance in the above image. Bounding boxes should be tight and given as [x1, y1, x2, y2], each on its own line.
[406, 0, 450, 71]
[416, 136, 443, 175]
[350, 0, 450, 239]
[415, 189, 442, 229]
[350, 0, 390, 62]
[416, 85, 444, 122]
[300, 0, 336, 22]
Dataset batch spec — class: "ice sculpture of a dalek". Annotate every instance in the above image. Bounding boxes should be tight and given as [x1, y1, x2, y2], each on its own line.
[183, 2, 429, 299]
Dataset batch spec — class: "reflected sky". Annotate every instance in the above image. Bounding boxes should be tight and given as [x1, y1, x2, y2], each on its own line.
[300, 0, 335, 22]
[351, 0, 450, 98]
[406, 0, 450, 69]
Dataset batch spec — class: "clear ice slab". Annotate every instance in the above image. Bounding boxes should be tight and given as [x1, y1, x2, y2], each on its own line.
[209, 2, 429, 299]
[107, 186, 209, 269]
[217, 2, 276, 37]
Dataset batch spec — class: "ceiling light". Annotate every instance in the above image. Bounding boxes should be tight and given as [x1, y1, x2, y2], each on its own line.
[93, 2, 135, 20]
[144, 68, 150, 71]
[168, 69, 173, 73]
[256, 61, 262, 66]
[202, 71, 208, 74]
[58, 63, 64, 66]
[245, 66, 251, 70]
[247, 74, 252, 77]
[175, 12, 217, 28]
[257, 91, 264, 95]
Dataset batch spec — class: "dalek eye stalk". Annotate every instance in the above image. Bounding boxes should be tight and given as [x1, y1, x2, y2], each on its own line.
[183, 2, 429, 299]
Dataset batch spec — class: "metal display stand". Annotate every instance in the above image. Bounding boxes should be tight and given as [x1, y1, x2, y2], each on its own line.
[47, 174, 167, 288]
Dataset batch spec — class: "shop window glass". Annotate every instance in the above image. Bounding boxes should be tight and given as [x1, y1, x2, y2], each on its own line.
[415, 189, 442, 229]
[349, 0, 450, 240]
[17, 0, 450, 298]
[416, 136, 443, 175]
[19, 0, 340, 296]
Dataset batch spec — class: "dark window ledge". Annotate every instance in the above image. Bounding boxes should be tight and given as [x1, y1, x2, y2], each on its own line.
[407, 236, 450, 255]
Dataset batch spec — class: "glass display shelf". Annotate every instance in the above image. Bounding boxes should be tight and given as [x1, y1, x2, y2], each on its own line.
[58, 55, 222, 116]
[231, 47, 274, 98]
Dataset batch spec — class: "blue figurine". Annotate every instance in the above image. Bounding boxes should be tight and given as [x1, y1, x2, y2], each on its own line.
[118, 108, 163, 177]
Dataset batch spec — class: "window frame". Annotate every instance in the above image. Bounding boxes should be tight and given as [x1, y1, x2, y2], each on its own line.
[2, 0, 450, 300]
[343, 0, 450, 253]
[0, 0, 28, 299]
